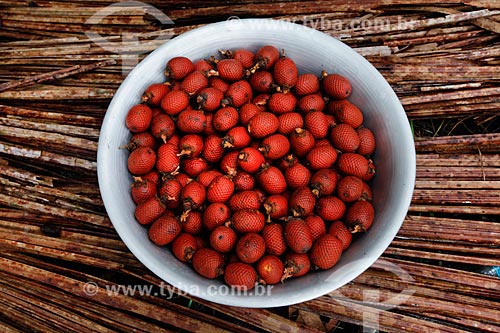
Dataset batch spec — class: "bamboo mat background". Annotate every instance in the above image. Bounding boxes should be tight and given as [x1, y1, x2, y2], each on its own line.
[0, 1, 499, 332]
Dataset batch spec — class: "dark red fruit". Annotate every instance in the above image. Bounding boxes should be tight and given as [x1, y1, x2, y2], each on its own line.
[180, 180, 206, 210]
[254, 45, 280, 71]
[192, 248, 224, 279]
[290, 128, 315, 157]
[131, 178, 156, 204]
[180, 210, 203, 235]
[238, 147, 265, 174]
[310, 168, 338, 197]
[236, 232, 266, 264]
[209, 225, 237, 253]
[165, 56, 195, 80]
[203, 202, 230, 230]
[256, 165, 287, 195]
[217, 58, 244, 82]
[150, 114, 175, 143]
[222, 80, 252, 107]
[322, 73, 352, 99]
[223, 126, 251, 150]
[273, 55, 299, 90]
[306, 144, 337, 170]
[247, 112, 279, 138]
[284, 218, 313, 254]
[232, 209, 265, 233]
[285, 163, 311, 190]
[181, 157, 208, 177]
[262, 223, 287, 256]
[176, 109, 206, 134]
[330, 123, 360, 153]
[172, 233, 198, 262]
[180, 70, 209, 95]
[345, 200, 375, 233]
[278, 112, 304, 135]
[309, 234, 343, 269]
[304, 111, 330, 138]
[207, 175, 234, 203]
[228, 190, 262, 212]
[233, 171, 255, 191]
[282, 253, 311, 280]
[161, 90, 190, 116]
[250, 70, 274, 93]
[142, 83, 169, 106]
[356, 127, 376, 156]
[213, 106, 239, 132]
[328, 221, 352, 251]
[316, 196, 346, 221]
[128, 146, 156, 175]
[202, 135, 225, 163]
[178, 134, 204, 158]
[289, 187, 316, 217]
[224, 262, 257, 290]
[336, 175, 364, 202]
[257, 255, 284, 285]
[158, 177, 182, 209]
[268, 92, 297, 115]
[263, 194, 289, 221]
[304, 214, 326, 242]
[148, 214, 181, 246]
[297, 94, 325, 114]
[126, 104, 153, 133]
[156, 143, 180, 174]
[295, 73, 320, 96]
[196, 87, 223, 112]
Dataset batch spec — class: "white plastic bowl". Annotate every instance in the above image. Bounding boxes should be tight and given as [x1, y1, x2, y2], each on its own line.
[97, 18, 416, 308]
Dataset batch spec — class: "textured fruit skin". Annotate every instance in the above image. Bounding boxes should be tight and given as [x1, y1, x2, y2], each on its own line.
[203, 113, 217, 136]
[128, 147, 156, 175]
[289, 187, 316, 217]
[176, 109, 207, 134]
[148, 214, 181, 246]
[278, 113, 304, 137]
[197, 170, 222, 187]
[172, 233, 198, 262]
[285, 163, 311, 190]
[223, 80, 253, 107]
[232, 209, 265, 233]
[345, 200, 375, 233]
[223, 126, 251, 150]
[297, 94, 325, 114]
[248, 112, 279, 138]
[268, 92, 297, 115]
[257, 255, 285, 285]
[180, 180, 206, 210]
[310, 234, 343, 269]
[284, 218, 313, 254]
[180, 210, 203, 235]
[328, 221, 352, 251]
[165, 56, 194, 80]
[143, 170, 160, 186]
[178, 134, 204, 158]
[180, 157, 208, 177]
[231, 48, 255, 68]
[238, 147, 265, 174]
[213, 106, 239, 132]
[224, 262, 257, 290]
[283, 253, 311, 279]
[126, 104, 153, 133]
[304, 111, 329, 139]
[203, 202, 231, 231]
[361, 181, 373, 201]
[217, 58, 244, 82]
[194, 59, 214, 72]
[356, 127, 376, 156]
[330, 123, 360, 153]
[238, 103, 261, 126]
[250, 70, 274, 93]
[126, 132, 156, 151]
[207, 175, 234, 203]
[336, 175, 364, 202]
[316, 196, 346, 221]
[142, 83, 169, 106]
[160, 90, 190, 116]
[337, 153, 370, 178]
[150, 114, 175, 143]
[252, 93, 271, 110]
[233, 171, 255, 191]
[290, 128, 315, 157]
[209, 225, 237, 253]
[131, 178, 157, 204]
[322, 73, 352, 99]
[310, 168, 338, 197]
[219, 151, 239, 174]
[156, 143, 180, 174]
[236, 233, 266, 264]
[158, 177, 182, 209]
[255, 45, 280, 70]
[273, 56, 298, 89]
[306, 144, 337, 170]
[334, 100, 364, 128]
[209, 76, 230, 94]
[134, 196, 166, 225]
[256, 165, 287, 195]
[196, 87, 223, 112]
[192, 248, 225, 279]
[295, 73, 320, 96]
[228, 190, 262, 212]
[180, 70, 209, 95]
[304, 215, 326, 242]
[264, 194, 289, 221]
[259, 134, 290, 160]
[262, 223, 287, 256]
[202, 135, 225, 163]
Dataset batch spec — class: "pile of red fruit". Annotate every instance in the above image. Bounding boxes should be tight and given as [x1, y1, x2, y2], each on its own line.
[124, 45, 376, 290]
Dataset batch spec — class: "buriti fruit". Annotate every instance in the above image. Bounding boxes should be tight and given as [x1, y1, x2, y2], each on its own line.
[124, 45, 378, 289]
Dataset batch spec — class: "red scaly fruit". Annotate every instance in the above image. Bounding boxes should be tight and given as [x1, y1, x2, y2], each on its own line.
[236, 232, 266, 264]
[356, 127, 376, 156]
[345, 200, 375, 233]
[361, 181, 373, 201]
[289, 187, 316, 217]
[181, 157, 208, 177]
[297, 94, 325, 114]
[178, 134, 204, 158]
[336, 175, 364, 202]
[268, 92, 297, 115]
[216, 58, 244, 82]
[284, 217, 313, 253]
[180, 180, 206, 210]
[222, 126, 251, 150]
[128, 147, 156, 175]
[362, 159, 376, 182]
[230, 48, 255, 68]
[316, 196, 346, 221]
[195, 235, 208, 250]
[213, 106, 239, 132]
[328, 221, 352, 251]
[165, 133, 180, 147]
[148, 214, 181, 246]
[335, 101, 364, 128]
[180, 70, 209, 96]
[262, 223, 287, 256]
[252, 93, 271, 110]
[232, 209, 265, 233]
[249, 70, 274, 93]
[156, 143, 180, 174]
[142, 83, 169, 106]
[176, 109, 206, 134]
[263, 194, 289, 221]
[202, 135, 225, 163]
[219, 151, 239, 174]
[203, 113, 217, 136]
[209, 76, 230, 93]
[310, 234, 343, 269]
[326, 114, 337, 128]
[322, 72, 352, 99]
[151, 107, 162, 117]
[277, 154, 298, 171]
[209, 225, 237, 253]
[257, 255, 285, 285]
[165, 56, 194, 80]
[259, 134, 290, 160]
[207, 175, 234, 203]
[295, 73, 320, 96]
[325, 99, 350, 115]
[238, 103, 260, 126]
[273, 55, 298, 90]
[124, 132, 156, 151]
[172, 233, 198, 262]
[253, 45, 280, 71]
[337, 153, 370, 178]
[193, 58, 214, 72]
[228, 190, 262, 211]
[256, 165, 287, 195]
[196, 87, 223, 112]
[304, 111, 330, 139]
[247, 112, 279, 139]
[306, 144, 338, 170]
[238, 147, 265, 174]
[330, 123, 360, 153]
[285, 163, 311, 190]
[233, 171, 255, 191]
[180, 210, 203, 235]
[150, 114, 175, 143]
[290, 128, 315, 157]
[135, 196, 166, 225]
[310, 168, 338, 197]
[131, 178, 156, 204]
[174, 172, 191, 187]
[192, 248, 225, 279]
[126, 104, 153, 133]
[158, 177, 182, 209]
[278, 112, 304, 135]
[143, 170, 160, 186]
[304, 214, 326, 242]
[224, 262, 257, 290]
[160, 90, 190, 116]
[222, 80, 252, 107]
[282, 253, 311, 280]
[197, 170, 222, 187]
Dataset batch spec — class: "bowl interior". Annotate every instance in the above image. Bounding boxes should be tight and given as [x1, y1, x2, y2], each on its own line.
[97, 19, 416, 307]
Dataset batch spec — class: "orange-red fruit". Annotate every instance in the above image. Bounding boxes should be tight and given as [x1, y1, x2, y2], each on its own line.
[278, 112, 304, 135]
[259, 134, 290, 160]
[232, 209, 266, 233]
[126, 132, 156, 151]
[236, 233, 266, 264]
[192, 248, 225, 279]
[172, 233, 198, 262]
[156, 143, 180, 174]
[310, 168, 338, 197]
[128, 147, 156, 176]
[196, 87, 223, 112]
[161, 90, 190, 115]
[203, 113, 217, 135]
[248, 112, 279, 138]
[255, 45, 280, 70]
[322, 73, 352, 99]
[268, 92, 297, 115]
[197, 170, 222, 187]
[361, 181, 373, 201]
[228, 190, 262, 211]
[223, 80, 253, 107]
[180, 180, 206, 210]
[150, 114, 175, 142]
[223, 126, 252, 150]
[126, 104, 153, 133]
[309, 234, 343, 269]
[181, 157, 208, 177]
[203, 202, 231, 230]
[238, 147, 266, 174]
[219, 151, 239, 174]
[304, 111, 330, 138]
[289, 187, 316, 217]
[262, 223, 287, 256]
[213, 106, 239, 132]
[252, 93, 271, 110]
[158, 178, 182, 209]
[330, 124, 360, 152]
[233, 171, 255, 191]
[202, 135, 225, 163]
[250, 70, 274, 93]
[290, 128, 315, 157]
[284, 218, 313, 253]
[165, 56, 195, 80]
[217, 58, 244, 82]
[176, 109, 206, 133]
[328, 221, 352, 251]
[345, 200, 375, 233]
[135, 196, 166, 225]
[231, 48, 255, 68]
[316, 196, 346, 221]
[207, 175, 234, 203]
[257, 255, 285, 285]
[194, 58, 214, 72]
[297, 94, 325, 114]
[143, 170, 160, 186]
[224, 262, 257, 290]
[295, 73, 320, 96]
[304, 215, 326, 242]
[239, 103, 261, 125]
[337, 153, 370, 178]
[180, 70, 209, 95]
[131, 178, 156, 204]
[283, 253, 311, 279]
[306, 144, 337, 170]
[334, 100, 364, 128]
[180, 210, 203, 235]
[209, 225, 237, 253]
[285, 163, 311, 190]
[148, 214, 181, 246]
[264, 194, 289, 220]
[356, 127, 376, 156]
[178, 134, 204, 158]
[336, 175, 364, 202]
[256, 165, 287, 195]
[209, 76, 229, 93]
[142, 83, 169, 106]
[273, 56, 298, 88]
